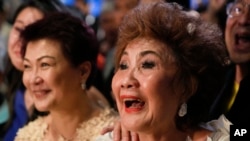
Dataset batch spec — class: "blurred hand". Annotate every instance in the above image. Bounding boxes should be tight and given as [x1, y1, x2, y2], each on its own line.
[101, 118, 139, 141]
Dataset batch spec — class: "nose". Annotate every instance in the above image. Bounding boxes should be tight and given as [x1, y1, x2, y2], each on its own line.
[32, 76, 43, 85]
[121, 69, 139, 89]
[29, 70, 43, 85]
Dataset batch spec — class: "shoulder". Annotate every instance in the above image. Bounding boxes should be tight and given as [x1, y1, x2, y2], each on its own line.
[81, 108, 118, 130]
[204, 115, 231, 141]
[76, 108, 118, 140]
[96, 107, 118, 126]
[14, 117, 47, 141]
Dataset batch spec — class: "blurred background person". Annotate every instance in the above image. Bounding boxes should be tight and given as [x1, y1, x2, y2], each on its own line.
[196, 0, 231, 35]
[0, 0, 10, 96]
[209, 0, 250, 127]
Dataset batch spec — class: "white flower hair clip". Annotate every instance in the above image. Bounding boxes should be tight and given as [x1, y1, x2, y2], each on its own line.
[186, 10, 200, 19]
[187, 23, 196, 35]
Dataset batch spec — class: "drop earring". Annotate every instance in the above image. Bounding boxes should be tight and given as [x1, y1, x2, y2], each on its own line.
[178, 103, 187, 117]
[81, 82, 86, 90]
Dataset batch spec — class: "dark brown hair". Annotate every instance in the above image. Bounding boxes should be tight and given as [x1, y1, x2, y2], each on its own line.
[20, 12, 98, 89]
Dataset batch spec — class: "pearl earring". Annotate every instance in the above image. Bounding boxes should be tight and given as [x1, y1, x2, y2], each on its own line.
[178, 103, 187, 117]
[81, 82, 86, 90]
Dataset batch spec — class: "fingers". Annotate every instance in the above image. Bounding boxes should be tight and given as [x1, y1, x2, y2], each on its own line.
[131, 132, 139, 141]
[121, 126, 131, 141]
[100, 126, 114, 135]
[113, 120, 121, 141]
[111, 118, 139, 141]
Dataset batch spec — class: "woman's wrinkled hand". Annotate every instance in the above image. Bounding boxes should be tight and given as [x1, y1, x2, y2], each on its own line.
[101, 119, 139, 141]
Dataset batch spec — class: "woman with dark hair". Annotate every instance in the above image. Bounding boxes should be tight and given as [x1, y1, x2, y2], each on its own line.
[14, 12, 117, 141]
[0, 0, 75, 140]
[1, 0, 110, 140]
[110, 1, 230, 141]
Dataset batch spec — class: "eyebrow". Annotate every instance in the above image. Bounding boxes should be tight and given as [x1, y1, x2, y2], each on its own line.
[23, 55, 56, 62]
[140, 50, 161, 58]
[14, 19, 25, 26]
[121, 50, 161, 59]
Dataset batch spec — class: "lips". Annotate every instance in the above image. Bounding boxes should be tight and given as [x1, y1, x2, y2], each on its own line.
[32, 89, 50, 99]
[234, 31, 250, 52]
[120, 95, 145, 113]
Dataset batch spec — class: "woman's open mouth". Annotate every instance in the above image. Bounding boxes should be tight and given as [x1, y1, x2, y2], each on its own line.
[234, 33, 250, 52]
[121, 96, 145, 113]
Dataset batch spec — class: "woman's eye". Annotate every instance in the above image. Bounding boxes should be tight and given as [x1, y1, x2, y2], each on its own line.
[14, 26, 24, 33]
[234, 7, 243, 14]
[232, 4, 244, 15]
[41, 63, 49, 67]
[142, 61, 155, 69]
[119, 63, 128, 70]
[23, 64, 30, 70]
[16, 27, 22, 32]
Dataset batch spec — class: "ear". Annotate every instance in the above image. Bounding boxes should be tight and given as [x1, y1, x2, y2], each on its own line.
[79, 61, 91, 82]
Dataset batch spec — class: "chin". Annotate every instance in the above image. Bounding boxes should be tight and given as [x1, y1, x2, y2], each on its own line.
[121, 116, 143, 131]
[34, 104, 49, 112]
[230, 54, 249, 64]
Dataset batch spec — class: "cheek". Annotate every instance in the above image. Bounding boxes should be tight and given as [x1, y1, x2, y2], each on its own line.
[111, 73, 120, 99]
[8, 32, 21, 61]
[22, 73, 30, 89]
[143, 74, 173, 93]
[51, 70, 80, 91]
[144, 75, 177, 104]
[47, 74, 61, 86]
[150, 80, 179, 115]
[8, 30, 19, 49]
[111, 74, 123, 112]
[8, 37, 14, 54]
[225, 19, 234, 38]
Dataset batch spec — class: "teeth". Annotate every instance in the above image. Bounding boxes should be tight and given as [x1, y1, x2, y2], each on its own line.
[123, 98, 142, 102]
[123, 99, 145, 108]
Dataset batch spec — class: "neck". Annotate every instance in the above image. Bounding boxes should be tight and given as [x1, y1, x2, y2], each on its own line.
[47, 94, 101, 140]
[235, 64, 249, 83]
[137, 129, 187, 141]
